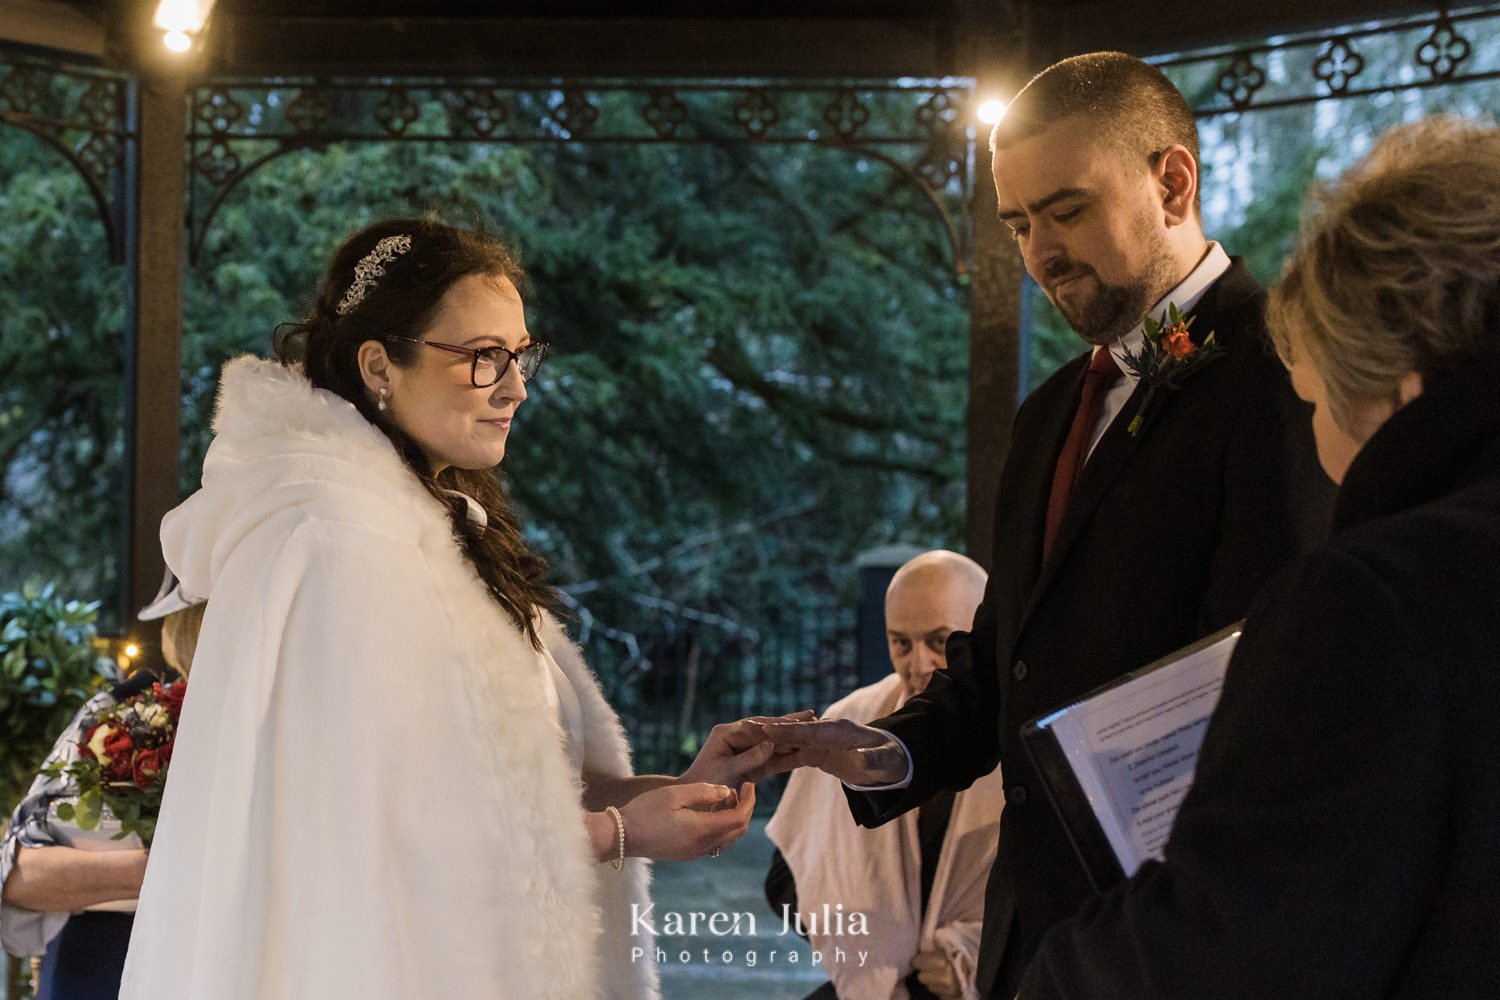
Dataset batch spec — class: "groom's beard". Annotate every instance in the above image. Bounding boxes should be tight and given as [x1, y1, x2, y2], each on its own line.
[1044, 266, 1153, 346]
[1043, 231, 1179, 347]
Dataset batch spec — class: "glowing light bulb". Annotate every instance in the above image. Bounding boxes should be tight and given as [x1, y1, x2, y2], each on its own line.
[163, 30, 192, 52]
[124, 643, 141, 658]
[155, 0, 214, 33]
[977, 100, 1008, 126]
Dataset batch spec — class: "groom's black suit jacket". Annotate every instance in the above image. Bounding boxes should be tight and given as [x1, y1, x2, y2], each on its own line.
[846, 259, 1336, 998]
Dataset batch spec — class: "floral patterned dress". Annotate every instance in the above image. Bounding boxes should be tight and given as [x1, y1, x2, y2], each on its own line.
[1, 671, 160, 999]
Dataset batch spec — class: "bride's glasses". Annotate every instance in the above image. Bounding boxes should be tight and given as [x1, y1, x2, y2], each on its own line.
[384, 337, 549, 387]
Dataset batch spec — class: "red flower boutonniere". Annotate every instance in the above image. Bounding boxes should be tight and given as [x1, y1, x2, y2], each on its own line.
[1117, 303, 1225, 435]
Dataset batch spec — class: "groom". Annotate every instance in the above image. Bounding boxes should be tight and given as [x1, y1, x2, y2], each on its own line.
[756, 52, 1334, 998]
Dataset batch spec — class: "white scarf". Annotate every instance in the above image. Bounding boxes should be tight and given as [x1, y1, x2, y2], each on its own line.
[767, 673, 1003, 1000]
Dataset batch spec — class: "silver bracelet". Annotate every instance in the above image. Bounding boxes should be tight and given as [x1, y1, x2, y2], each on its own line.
[604, 805, 626, 872]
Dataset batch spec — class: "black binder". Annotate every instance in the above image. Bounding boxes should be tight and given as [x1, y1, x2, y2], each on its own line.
[1021, 622, 1243, 892]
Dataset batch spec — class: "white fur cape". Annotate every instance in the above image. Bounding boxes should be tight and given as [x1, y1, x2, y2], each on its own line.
[119, 356, 658, 1000]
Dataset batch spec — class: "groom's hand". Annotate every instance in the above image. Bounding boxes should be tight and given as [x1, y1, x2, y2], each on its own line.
[751, 718, 908, 787]
[679, 710, 817, 786]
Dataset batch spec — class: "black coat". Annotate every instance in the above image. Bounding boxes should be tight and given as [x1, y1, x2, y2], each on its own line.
[847, 260, 1336, 997]
[1019, 353, 1500, 999]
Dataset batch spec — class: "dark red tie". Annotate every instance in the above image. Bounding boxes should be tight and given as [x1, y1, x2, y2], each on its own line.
[1043, 348, 1121, 560]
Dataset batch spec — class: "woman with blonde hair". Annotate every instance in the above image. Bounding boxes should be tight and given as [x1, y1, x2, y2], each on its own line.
[1018, 116, 1500, 998]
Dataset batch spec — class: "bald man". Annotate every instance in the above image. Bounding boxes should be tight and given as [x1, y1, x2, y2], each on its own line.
[764, 551, 1002, 1000]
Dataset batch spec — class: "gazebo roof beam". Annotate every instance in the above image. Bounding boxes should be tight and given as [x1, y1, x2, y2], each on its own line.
[204, 13, 979, 79]
[0, 0, 107, 57]
[1022, 0, 1450, 59]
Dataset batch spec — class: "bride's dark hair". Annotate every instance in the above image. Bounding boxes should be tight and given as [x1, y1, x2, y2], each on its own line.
[274, 216, 561, 649]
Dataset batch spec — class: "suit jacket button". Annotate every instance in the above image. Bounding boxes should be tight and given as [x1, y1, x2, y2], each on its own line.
[1007, 784, 1028, 805]
[1012, 660, 1029, 681]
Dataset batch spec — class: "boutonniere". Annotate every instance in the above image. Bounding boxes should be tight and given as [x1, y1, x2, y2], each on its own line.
[1117, 303, 1225, 435]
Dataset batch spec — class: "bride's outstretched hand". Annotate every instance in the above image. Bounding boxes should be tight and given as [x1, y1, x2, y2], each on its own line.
[620, 781, 756, 861]
[677, 710, 817, 786]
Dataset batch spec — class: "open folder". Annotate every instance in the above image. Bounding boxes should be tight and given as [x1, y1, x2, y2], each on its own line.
[1021, 622, 1243, 891]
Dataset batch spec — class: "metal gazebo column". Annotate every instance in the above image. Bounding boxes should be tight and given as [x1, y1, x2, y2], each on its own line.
[121, 33, 188, 632]
[955, 1, 1028, 568]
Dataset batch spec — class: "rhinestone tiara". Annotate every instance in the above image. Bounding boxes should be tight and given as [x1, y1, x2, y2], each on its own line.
[336, 234, 413, 316]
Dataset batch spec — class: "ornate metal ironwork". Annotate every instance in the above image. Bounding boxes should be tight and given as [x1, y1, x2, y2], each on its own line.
[1216, 54, 1267, 110]
[1153, 4, 1500, 115]
[822, 88, 870, 140]
[373, 87, 420, 136]
[183, 78, 975, 267]
[457, 87, 508, 138]
[731, 87, 779, 138]
[549, 88, 600, 139]
[1313, 39, 1366, 96]
[642, 87, 688, 139]
[1416, 17, 1472, 81]
[0, 52, 134, 262]
[285, 88, 334, 136]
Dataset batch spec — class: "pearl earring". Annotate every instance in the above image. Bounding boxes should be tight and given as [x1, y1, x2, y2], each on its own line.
[378, 387, 389, 412]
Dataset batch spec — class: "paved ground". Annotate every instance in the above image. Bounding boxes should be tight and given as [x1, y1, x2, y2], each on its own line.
[651, 818, 825, 1000]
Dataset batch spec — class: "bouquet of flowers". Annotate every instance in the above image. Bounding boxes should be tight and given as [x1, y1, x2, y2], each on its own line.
[44, 680, 187, 848]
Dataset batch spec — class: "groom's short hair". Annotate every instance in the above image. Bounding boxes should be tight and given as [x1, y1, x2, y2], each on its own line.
[991, 51, 1200, 195]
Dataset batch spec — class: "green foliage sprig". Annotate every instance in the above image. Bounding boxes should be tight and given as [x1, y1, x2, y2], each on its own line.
[0, 581, 114, 817]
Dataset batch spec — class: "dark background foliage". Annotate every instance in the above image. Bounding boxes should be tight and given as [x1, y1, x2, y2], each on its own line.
[4, 44, 1499, 764]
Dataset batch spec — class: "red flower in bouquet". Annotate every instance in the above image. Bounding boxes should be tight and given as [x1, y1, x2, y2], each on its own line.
[45, 680, 188, 847]
[104, 753, 135, 784]
[78, 722, 101, 761]
[102, 726, 135, 765]
[132, 747, 167, 790]
[154, 681, 187, 722]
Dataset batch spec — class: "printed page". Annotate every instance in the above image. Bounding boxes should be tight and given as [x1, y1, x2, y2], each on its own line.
[1049, 629, 1239, 875]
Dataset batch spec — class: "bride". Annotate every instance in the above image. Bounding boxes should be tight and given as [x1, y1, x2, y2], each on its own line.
[119, 218, 774, 999]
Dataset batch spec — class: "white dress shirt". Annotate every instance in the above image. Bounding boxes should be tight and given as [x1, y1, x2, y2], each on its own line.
[1088, 242, 1231, 459]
